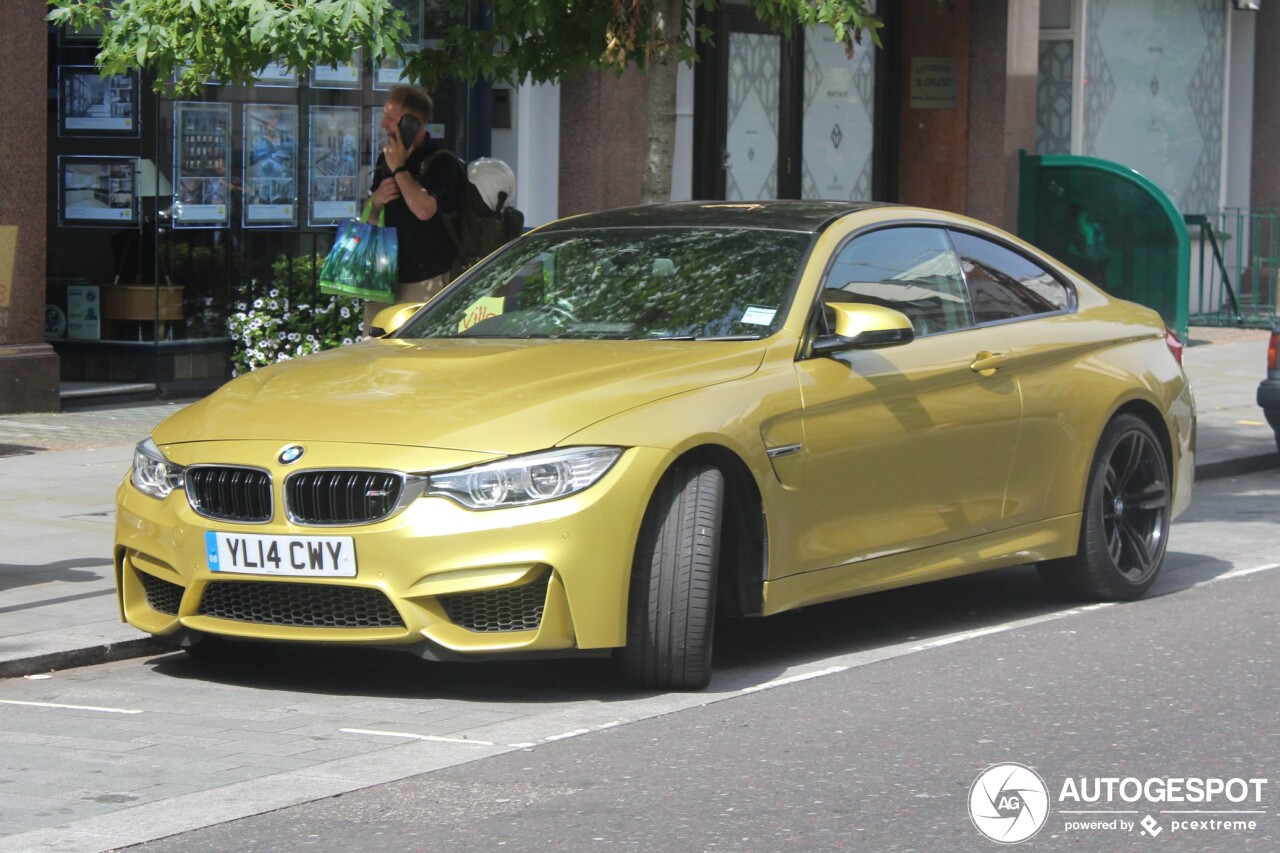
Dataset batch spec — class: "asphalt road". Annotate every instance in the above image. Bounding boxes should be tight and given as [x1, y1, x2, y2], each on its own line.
[2, 469, 1276, 853]
[130, 565, 1278, 853]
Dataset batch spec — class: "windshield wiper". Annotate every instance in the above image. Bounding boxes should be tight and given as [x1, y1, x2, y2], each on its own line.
[643, 334, 764, 341]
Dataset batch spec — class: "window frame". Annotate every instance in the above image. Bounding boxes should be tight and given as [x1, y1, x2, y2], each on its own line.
[945, 226, 1078, 328]
[804, 222, 974, 351]
[801, 219, 1080, 359]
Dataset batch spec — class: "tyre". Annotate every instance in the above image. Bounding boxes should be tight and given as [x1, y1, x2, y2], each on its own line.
[1038, 414, 1171, 601]
[619, 461, 724, 690]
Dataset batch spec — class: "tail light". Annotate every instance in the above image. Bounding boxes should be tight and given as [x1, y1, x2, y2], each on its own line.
[1268, 329, 1278, 372]
[1164, 328, 1184, 366]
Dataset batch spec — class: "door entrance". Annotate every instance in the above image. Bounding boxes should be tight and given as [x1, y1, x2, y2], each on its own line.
[694, 6, 892, 202]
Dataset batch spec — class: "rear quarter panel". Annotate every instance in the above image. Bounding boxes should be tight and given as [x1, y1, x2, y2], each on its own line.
[999, 297, 1194, 527]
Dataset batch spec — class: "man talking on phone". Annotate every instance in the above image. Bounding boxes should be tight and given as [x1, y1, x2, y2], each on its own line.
[364, 84, 461, 334]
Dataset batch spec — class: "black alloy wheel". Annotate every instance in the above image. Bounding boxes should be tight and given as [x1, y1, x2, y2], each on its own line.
[1038, 413, 1171, 601]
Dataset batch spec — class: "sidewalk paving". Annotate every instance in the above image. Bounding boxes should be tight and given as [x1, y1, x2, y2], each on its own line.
[2, 328, 1276, 680]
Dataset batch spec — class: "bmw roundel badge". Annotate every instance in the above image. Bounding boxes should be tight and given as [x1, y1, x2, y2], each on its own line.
[278, 445, 305, 464]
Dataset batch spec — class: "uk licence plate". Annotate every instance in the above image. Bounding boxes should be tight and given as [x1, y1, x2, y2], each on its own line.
[205, 531, 357, 577]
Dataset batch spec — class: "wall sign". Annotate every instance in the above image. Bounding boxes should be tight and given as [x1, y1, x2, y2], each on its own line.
[910, 57, 959, 109]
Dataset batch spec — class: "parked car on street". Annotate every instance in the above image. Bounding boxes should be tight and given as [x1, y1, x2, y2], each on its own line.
[1259, 324, 1280, 453]
[116, 201, 1195, 689]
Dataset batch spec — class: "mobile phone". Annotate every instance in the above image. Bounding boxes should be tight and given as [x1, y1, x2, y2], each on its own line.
[396, 114, 422, 145]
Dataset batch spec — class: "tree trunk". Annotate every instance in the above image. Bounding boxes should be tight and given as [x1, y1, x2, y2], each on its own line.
[640, 0, 683, 204]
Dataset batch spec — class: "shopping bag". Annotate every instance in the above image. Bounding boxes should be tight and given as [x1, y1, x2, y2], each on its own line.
[319, 201, 399, 301]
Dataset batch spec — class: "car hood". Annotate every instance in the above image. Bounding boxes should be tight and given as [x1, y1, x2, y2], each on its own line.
[154, 338, 766, 454]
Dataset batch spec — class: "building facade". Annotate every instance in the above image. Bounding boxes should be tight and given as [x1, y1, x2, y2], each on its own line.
[1, 0, 1274, 413]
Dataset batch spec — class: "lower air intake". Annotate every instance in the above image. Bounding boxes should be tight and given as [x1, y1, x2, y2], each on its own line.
[139, 571, 185, 615]
[199, 581, 404, 628]
[439, 573, 550, 632]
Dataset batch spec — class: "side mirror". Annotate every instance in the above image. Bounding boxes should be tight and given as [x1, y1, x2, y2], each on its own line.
[370, 302, 427, 337]
[811, 302, 915, 356]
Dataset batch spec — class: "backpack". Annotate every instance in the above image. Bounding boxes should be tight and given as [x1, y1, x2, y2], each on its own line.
[421, 151, 525, 276]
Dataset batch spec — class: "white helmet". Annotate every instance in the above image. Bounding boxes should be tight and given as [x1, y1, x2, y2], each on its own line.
[467, 158, 516, 212]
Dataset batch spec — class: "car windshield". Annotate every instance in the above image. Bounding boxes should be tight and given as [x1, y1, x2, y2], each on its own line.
[395, 227, 813, 341]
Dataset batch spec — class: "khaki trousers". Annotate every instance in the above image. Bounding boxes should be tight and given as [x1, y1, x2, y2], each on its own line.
[362, 271, 451, 336]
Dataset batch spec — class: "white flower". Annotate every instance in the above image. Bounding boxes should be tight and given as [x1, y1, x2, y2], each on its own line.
[340, 306, 351, 318]
[253, 298, 264, 309]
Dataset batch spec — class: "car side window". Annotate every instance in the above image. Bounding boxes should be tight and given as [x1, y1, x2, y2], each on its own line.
[949, 230, 1073, 324]
[821, 226, 973, 337]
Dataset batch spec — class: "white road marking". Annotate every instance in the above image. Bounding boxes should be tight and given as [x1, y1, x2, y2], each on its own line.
[0, 699, 142, 715]
[739, 665, 848, 693]
[1217, 562, 1280, 580]
[910, 625, 1018, 651]
[543, 728, 592, 742]
[0, 421, 69, 432]
[339, 728, 494, 746]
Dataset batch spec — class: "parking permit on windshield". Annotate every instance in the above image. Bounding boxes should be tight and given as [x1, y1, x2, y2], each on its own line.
[741, 306, 777, 326]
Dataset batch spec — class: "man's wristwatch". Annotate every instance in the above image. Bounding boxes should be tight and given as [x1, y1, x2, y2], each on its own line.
[392, 166, 409, 177]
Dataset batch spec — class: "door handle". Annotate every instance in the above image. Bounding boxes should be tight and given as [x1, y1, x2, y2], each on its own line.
[970, 351, 1007, 376]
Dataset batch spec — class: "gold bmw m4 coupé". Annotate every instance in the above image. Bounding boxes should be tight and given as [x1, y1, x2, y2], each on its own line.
[116, 202, 1194, 689]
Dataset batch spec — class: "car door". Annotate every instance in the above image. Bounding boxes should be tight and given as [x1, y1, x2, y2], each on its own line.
[787, 225, 1023, 576]
[946, 228, 1079, 528]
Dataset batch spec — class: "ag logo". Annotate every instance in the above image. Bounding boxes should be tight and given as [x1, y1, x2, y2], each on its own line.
[969, 763, 1050, 844]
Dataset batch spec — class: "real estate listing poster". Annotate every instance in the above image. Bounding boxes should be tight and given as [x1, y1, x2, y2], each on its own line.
[59, 155, 138, 226]
[311, 50, 362, 89]
[309, 106, 361, 226]
[373, 0, 422, 90]
[373, 53, 412, 91]
[173, 102, 232, 228]
[243, 104, 299, 227]
[254, 60, 299, 88]
[58, 66, 139, 137]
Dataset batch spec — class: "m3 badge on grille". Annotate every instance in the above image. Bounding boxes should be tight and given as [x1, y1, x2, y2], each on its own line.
[278, 445, 305, 464]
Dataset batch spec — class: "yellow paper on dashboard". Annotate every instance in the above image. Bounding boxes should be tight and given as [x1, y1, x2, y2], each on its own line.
[458, 296, 506, 332]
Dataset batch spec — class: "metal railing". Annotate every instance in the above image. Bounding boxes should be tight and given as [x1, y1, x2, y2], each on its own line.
[1188, 208, 1280, 327]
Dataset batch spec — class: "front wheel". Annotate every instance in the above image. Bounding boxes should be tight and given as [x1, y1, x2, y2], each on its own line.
[1038, 414, 1171, 600]
[618, 461, 724, 690]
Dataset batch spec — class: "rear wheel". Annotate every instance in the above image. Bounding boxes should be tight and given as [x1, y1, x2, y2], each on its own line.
[618, 461, 724, 690]
[1038, 414, 1171, 600]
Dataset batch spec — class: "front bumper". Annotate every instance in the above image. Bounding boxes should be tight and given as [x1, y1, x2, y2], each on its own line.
[115, 442, 672, 657]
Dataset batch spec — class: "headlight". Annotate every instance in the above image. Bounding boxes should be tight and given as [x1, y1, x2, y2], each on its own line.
[426, 446, 623, 510]
[130, 437, 185, 499]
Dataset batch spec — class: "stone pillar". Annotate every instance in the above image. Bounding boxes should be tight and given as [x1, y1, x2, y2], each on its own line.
[1251, 3, 1280, 210]
[897, 0, 973, 214]
[966, 0, 1039, 232]
[558, 67, 647, 217]
[0, 1, 59, 413]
